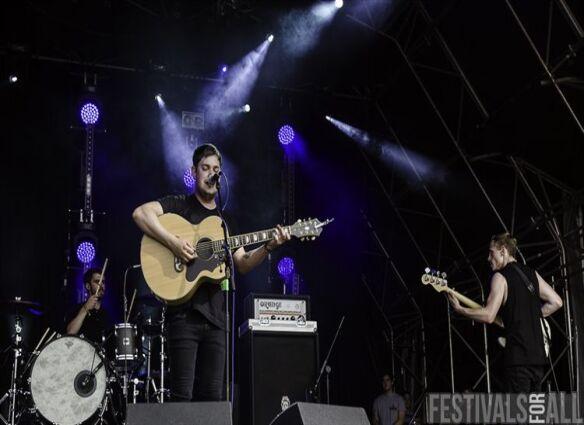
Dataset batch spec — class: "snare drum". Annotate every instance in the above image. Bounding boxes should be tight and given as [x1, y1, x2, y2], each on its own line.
[30, 335, 107, 425]
[114, 322, 139, 363]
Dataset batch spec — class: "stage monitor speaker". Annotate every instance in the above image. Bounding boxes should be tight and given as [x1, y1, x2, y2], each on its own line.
[269, 402, 370, 425]
[239, 330, 318, 425]
[126, 401, 233, 425]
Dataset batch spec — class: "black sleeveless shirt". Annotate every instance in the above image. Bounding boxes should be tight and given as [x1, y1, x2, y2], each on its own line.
[498, 263, 546, 366]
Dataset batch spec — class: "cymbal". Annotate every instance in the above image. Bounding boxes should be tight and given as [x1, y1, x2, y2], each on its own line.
[0, 297, 44, 316]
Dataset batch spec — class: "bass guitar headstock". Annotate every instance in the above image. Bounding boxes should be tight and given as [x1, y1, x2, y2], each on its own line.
[420, 267, 449, 293]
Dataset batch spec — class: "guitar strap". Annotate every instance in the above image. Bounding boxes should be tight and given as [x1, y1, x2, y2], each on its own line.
[509, 263, 551, 352]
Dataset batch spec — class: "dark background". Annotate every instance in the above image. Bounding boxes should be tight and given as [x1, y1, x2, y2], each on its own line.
[1, 0, 583, 419]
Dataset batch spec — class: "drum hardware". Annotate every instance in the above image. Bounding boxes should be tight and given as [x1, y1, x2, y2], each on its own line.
[114, 309, 169, 405]
[143, 332, 154, 403]
[0, 298, 47, 425]
[140, 312, 164, 403]
[133, 309, 168, 404]
[130, 378, 143, 404]
[154, 306, 168, 403]
[0, 279, 173, 423]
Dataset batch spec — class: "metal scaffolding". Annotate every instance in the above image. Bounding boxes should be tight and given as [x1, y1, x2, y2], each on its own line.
[349, 0, 584, 418]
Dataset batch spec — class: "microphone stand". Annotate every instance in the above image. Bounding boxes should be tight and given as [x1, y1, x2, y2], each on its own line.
[308, 315, 345, 403]
[215, 178, 236, 407]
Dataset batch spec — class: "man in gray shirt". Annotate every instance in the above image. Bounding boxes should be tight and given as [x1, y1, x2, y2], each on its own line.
[372, 373, 405, 425]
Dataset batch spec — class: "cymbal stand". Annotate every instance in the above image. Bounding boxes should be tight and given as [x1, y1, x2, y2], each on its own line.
[143, 330, 152, 403]
[154, 306, 168, 403]
[0, 315, 23, 425]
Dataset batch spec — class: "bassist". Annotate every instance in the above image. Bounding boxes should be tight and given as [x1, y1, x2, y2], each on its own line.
[132, 143, 290, 402]
[447, 233, 563, 392]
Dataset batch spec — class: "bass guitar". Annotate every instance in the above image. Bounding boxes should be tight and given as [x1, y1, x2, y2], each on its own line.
[420, 268, 550, 356]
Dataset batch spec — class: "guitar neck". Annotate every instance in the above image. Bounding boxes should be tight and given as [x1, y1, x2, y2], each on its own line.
[447, 287, 504, 328]
[215, 226, 291, 251]
[447, 287, 482, 309]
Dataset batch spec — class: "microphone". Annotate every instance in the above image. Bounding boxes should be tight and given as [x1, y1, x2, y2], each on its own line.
[208, 171, 222, 185]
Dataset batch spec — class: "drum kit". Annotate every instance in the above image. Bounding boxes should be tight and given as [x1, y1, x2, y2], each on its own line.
[0, 295, 168, 425]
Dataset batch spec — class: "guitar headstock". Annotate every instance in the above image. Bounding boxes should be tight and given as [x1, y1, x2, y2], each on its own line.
[420, 267, 449, 293]
[289, 218, 334, 241]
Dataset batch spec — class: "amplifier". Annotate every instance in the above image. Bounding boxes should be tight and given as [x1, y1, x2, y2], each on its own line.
[244, 293, 310, 322]
[239, 319, 317, 337]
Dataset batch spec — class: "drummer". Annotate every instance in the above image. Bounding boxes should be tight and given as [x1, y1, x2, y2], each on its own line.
[66, 268, 111, 344]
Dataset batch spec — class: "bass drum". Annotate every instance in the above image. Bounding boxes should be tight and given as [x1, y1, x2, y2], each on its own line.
[30, 335, 107, 425]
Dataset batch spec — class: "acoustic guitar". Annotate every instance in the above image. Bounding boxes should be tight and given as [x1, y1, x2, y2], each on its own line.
[140, 214, 333, 305]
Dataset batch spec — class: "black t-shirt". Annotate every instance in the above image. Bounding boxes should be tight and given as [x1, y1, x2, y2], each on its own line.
[66, 303, 112, 345]
[157, 194, 236, 330]
[498, 263, 547, 366]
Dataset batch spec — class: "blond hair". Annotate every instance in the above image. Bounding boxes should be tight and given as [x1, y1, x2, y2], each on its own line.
[491, 232, 518, 257]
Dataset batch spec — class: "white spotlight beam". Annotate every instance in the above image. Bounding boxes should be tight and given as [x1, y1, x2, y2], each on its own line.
[326, 116, 443, 182]
[155, 94, 165, 107]
[199, 39, 271, 130]
[279, 1, 342, 58]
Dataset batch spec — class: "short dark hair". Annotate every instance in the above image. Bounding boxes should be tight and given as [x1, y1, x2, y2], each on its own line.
[490, 232, 518, 257]
[83, 268, 102, 286]
[192, 143, 222, 167]
[381, 372, 394, 381]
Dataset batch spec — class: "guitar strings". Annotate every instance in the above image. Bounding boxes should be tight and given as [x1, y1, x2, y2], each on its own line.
[193, 225, 296, 253]
[194, 229, 280, 252]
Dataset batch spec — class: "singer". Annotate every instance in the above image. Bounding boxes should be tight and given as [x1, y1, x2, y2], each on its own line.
[66, 267, 111, 343]
[132, 143, 291, 402]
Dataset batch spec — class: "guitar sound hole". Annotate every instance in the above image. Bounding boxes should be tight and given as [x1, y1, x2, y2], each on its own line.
[196, 238, 214, 261]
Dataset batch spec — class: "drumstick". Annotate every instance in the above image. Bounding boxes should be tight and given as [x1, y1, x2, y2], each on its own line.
[125, 289, 137, 323]
[46, 331, 57, 344]
[34, 327, 51, 353]
[95, 258, 109, 296]
[20, 327, 52, 377]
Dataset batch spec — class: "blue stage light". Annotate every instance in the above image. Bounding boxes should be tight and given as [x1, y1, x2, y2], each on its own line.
[278, 125, 295, 145]
[183, 168, 195, 189]
[277, 257, 295, 278]
[76, 241, 96, 264]
[80, 102, 100, 125]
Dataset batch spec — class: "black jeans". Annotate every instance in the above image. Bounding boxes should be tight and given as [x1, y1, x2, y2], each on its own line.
[504, 365, 544, 393]
[167, 310, 226, 401]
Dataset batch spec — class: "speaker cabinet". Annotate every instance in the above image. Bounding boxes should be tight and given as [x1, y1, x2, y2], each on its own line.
[269, 402, 370, 425]
[126, 401, 233, 425]
[239, 330, 318, 425]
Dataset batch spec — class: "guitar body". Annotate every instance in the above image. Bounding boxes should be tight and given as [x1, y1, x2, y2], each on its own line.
[140, 214, 227, 305]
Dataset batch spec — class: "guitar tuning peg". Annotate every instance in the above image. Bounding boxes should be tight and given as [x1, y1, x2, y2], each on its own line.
[424, 267, 430, 273]
[311, 236, 315, 241]
[441, 272, 447, 279]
